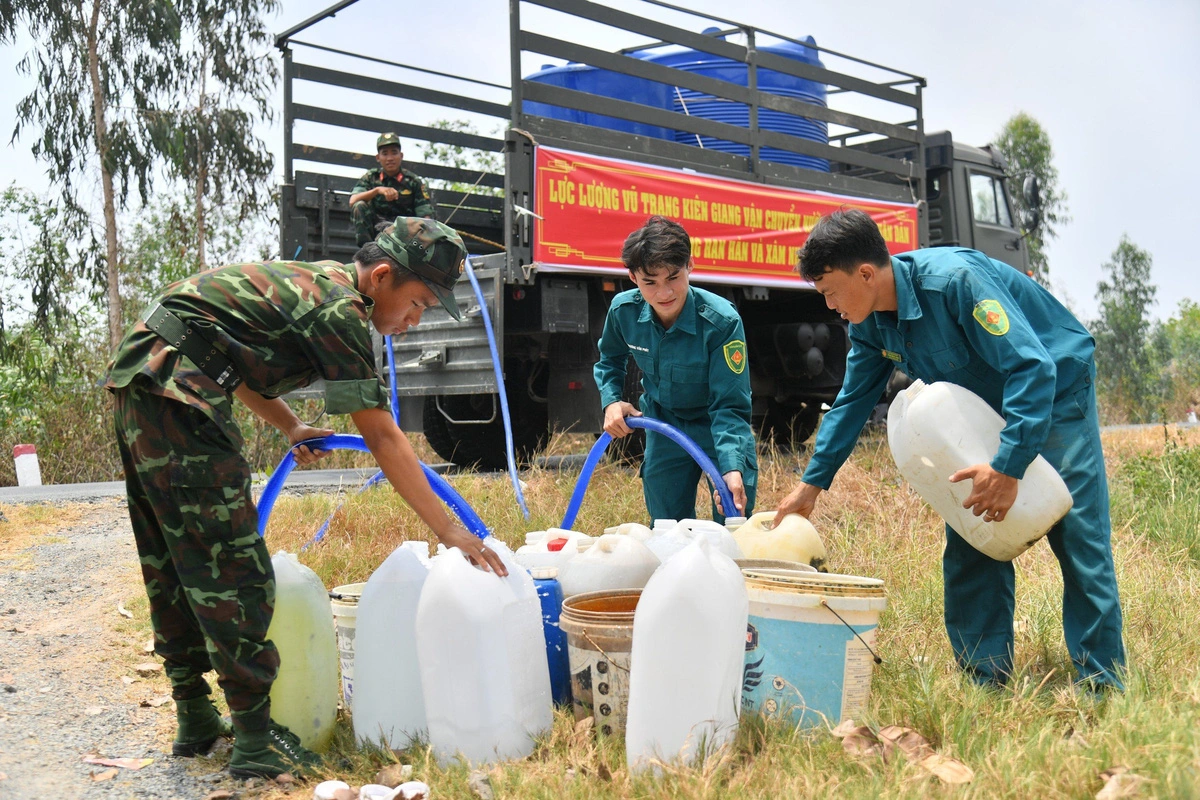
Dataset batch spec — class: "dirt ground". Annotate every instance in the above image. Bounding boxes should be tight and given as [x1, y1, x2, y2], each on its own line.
[0, 499, 251, 799]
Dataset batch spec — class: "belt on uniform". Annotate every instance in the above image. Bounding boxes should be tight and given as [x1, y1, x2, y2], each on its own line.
[143, 303, 243, 391]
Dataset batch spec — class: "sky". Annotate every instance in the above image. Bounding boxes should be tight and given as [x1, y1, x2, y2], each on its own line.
[2, 0, 1197, 322]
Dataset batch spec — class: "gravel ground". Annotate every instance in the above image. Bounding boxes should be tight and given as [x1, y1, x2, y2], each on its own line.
[0, 499, 264, 799]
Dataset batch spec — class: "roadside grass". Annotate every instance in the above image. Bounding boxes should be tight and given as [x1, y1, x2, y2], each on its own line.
[241, 426, 1200, 798]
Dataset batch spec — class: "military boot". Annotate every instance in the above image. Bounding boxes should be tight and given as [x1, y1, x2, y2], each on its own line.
[172, 695, 233, 757]
[228, 719, 321, 779]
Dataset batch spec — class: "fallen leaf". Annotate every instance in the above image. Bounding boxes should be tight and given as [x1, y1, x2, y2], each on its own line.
[143, 637, 156, 654]
[830, 718, 858, 738]
[91, 768, 118, 782]
[204, 791, 235, 800]
[134, 663, 161, 677]
[1097, 766, 1147, 799]
[275, 773, 297, 786]
[842, 726, 885, 760]
[84, 757, 153, 770]
[919, 753, 975, 784]
[117, 602, 133, 619]
[376, 763, 413, 787]
[140, 695, 171, 708]
[468, 769, 494, 800]
[879, 725, 934, 762]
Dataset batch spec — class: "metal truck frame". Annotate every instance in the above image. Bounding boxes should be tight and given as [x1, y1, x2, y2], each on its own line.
[276, 0, 1030, 467]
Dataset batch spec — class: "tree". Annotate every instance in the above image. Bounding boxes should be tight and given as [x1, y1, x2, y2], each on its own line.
[992, 112, 1070, 285]
[1160, 299, 1200, 416]
[1092, 236, 1159, 422]
[147, 0, 278, 269]
[10, 0, 183, 349]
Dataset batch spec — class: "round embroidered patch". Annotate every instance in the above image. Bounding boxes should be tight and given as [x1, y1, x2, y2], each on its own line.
[973, 299, 1010, 336]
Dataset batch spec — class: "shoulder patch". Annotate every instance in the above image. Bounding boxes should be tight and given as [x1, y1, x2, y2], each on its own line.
[723, 339, 747, 374]
[973, 299, 1010, 336]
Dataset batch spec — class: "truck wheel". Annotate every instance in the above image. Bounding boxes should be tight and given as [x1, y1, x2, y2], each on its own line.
[760, 401, 821, 453]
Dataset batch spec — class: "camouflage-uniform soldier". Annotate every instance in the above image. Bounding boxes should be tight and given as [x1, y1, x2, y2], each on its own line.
[104, 218, 506, 779]
[350, 132, 435, 246]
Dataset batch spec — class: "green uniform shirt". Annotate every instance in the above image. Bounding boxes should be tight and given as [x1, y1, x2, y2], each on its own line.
[804, 247, 1096, 489]
[351, 167, 435, 219]
[594, 286, 754, 477]
[105, 260, 390, 438]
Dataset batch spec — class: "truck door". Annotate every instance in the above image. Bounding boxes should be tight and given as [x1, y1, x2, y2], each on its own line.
[967, 171, 1026, 268]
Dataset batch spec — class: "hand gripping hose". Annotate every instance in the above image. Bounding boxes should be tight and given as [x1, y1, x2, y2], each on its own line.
[559, 417, 735, 530]
[463, 255, 530, 519]
[255, 434, 490, 543]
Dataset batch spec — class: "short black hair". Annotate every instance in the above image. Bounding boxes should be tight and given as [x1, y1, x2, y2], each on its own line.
[353, 242, 420, 287]
[796, 209, 890, 281]
[621, 215, 691, 276]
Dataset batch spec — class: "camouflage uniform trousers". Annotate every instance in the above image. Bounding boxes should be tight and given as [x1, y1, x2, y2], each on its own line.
[113, 380, 277, 732]
[352, 199, 399, 247]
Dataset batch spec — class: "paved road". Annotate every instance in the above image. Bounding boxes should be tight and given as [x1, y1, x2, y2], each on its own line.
[0, 454, 592, 505]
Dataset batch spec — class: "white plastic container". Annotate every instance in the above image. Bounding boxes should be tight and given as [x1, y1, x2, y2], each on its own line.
[625, 537, 748, 771]
[888, 380, 1074, 561]
[603, 522, 654, 542]
[514, 528, 593, 571]
[416, 540, 552, 764]
[733, 512, 827, 571]
[352, 546, 429, 748]
[644, 519, 743, 565]
[557, 534, 660, 598]
[266, 552, 340, 752]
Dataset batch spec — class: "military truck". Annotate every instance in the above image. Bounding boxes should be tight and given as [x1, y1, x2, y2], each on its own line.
[276, 0, 1034, 467]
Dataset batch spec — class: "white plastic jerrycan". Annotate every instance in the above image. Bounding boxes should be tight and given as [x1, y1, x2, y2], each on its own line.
[887, 380, 1074, 561]
[352, 545, 429, 749]
[644, 519, 742, 565]
[603, 522, 654, 542]
[266, 552, 340, 752]
[416, 539, 552, 764]
[514, 528, 593, 571]
[733, 512, 827, 571]
[557, 533, 660, 598]
[625, 537, 748, 772]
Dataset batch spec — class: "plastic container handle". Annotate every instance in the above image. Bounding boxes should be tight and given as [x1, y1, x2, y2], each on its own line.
[559, 416, 736, 530]
[255, 434, 489, 540]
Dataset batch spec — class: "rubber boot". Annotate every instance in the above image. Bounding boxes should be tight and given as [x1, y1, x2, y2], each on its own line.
[172, 696, 233, 757]
[228, 719, 321, 779]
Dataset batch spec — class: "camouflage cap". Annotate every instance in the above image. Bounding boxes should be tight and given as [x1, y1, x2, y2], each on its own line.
[376, 132, 402, 151]
[375, 217, 466, 320]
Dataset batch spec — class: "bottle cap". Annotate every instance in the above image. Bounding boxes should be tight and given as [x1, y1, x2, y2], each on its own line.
[530, 567, 559, 580]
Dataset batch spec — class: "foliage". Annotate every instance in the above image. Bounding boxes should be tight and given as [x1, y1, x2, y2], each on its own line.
[146, 0, 279, 268]
[1092, 236, 1162, 422]
[420, 119, 505, 199]
[1159, 299, 1200, 415]
[992, 112, 1070, 285]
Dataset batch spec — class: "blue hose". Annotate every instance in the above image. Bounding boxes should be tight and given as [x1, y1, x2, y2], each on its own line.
[463, 255, 530, 519]
[384, 334, 400, 426]
[255, 434, 490, 541]
[559, 417, 736, 530]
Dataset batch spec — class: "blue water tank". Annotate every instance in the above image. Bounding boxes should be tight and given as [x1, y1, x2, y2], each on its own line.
[524, 56, 677, 140]
[648, 32, 830, 171]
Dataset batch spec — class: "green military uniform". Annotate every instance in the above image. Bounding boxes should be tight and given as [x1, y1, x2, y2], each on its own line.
[104, 259, 390, 734]
[352, 168, 435, 246]
[595, 286, 757, 522]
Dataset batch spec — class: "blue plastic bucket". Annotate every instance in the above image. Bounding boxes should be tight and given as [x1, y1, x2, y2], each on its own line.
[741, 569, 886, 727]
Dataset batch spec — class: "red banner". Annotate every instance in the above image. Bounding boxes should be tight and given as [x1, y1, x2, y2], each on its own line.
[533, 146, 918, 287]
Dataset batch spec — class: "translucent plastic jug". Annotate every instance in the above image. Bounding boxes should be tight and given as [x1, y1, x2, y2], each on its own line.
[644, 519, 742, 565]
[888, 380, 1074, 561]
[515, 528, 593, 571]
[416, 541, 552, 764]
[557, 533, 660, 598]
[733, 512, 827, 571]
[352, 546, 428, 748]
[266, 552, 339, 751]
[603, 522, 654, 542]
[625, 538, 748, 771]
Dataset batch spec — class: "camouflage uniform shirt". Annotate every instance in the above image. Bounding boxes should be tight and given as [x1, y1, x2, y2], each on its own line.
[104, 260, 390, 433]
[352, 167, 435, 220]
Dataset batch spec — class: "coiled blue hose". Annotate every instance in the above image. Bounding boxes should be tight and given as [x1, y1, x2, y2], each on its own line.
[255, 434, 490, 541]
[463, 255, 530, 519]
[559, 417, 735, 530]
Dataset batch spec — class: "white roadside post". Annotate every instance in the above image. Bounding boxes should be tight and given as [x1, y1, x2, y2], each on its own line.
[13, 444, 42, 487]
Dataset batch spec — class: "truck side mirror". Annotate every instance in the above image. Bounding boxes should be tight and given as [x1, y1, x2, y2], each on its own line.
[1021, 175, 1043, 233]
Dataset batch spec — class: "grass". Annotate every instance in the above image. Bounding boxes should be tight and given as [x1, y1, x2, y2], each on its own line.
[179, 426, 1200, 796]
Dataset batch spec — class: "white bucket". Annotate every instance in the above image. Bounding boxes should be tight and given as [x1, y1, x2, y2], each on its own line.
[329, 582, 366, 707]
[741, 569, 886, 728]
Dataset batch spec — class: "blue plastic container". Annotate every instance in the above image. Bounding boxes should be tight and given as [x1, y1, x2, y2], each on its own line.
[533, 569, 572, 706]
[524, 56, 676, 140]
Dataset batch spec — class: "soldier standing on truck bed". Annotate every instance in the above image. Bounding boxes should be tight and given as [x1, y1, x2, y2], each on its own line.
[350, 133, 436, 246]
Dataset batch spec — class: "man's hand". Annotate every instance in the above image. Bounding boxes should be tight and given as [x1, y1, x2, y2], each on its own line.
[439, 524, 508, 576]
[949, 463, 1018, 523]
[378, 186, 399, 201]
[288, 423, 335, 466]
[603, 401, 642, 438]
[714, 470, 747, 516]
[775, 482, 823, 527]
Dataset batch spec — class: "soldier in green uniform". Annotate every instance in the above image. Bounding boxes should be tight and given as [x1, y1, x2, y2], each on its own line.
[350, 133, 436, 246]
[104, 218, 507, 779]
[594, 215, 757, 522]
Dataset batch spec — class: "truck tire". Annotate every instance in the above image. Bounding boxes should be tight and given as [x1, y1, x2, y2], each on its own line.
[759, 400, 821, 453]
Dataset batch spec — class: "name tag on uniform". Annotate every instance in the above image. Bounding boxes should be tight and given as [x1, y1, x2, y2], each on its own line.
[882, 349, 903, 362]
[400, 189, 412, 195]
[629, 344, 650, 353]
